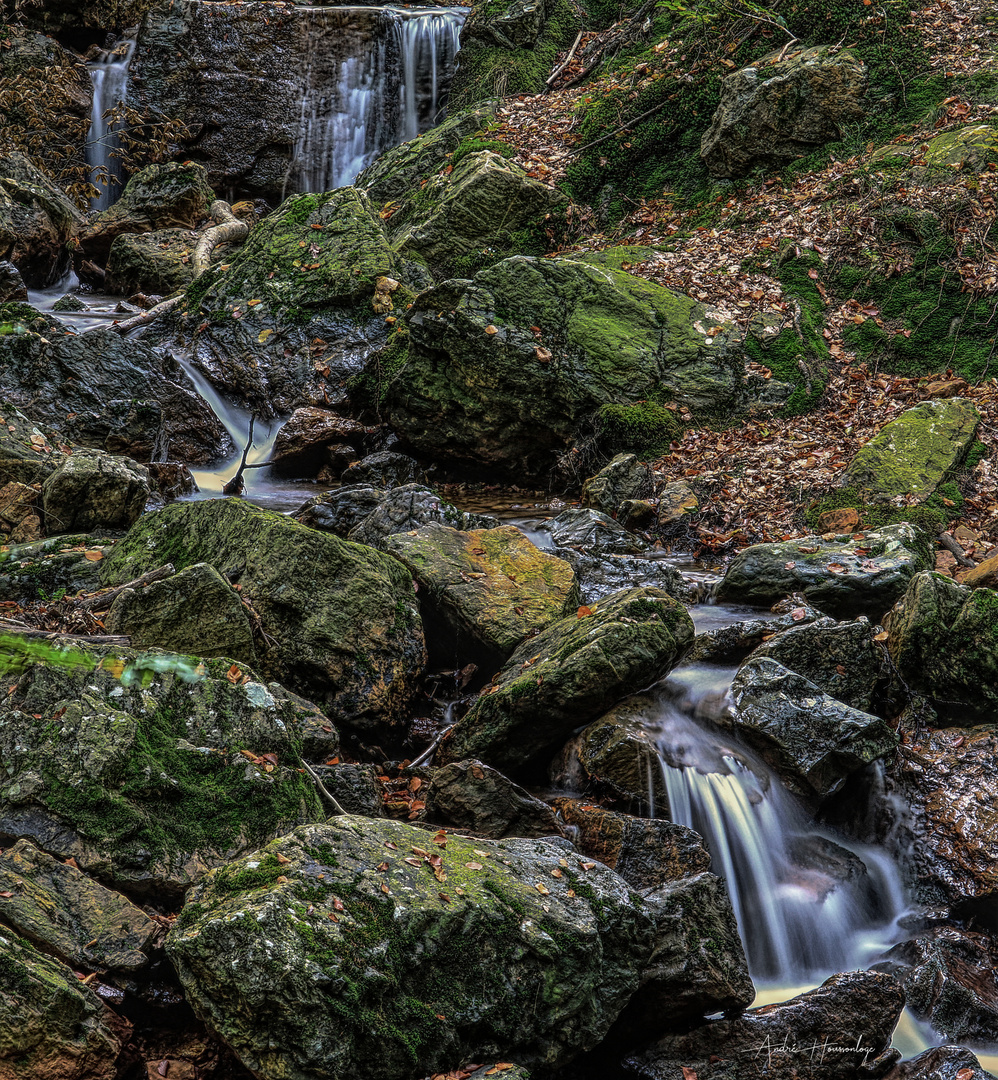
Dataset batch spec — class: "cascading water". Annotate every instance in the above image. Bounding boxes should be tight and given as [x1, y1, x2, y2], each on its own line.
[85, 40, 135, 211]
[290, 6, 465, 194]
[636, 669, 907, 982]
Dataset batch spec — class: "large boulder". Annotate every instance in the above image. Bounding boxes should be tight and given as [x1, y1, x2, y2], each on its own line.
[0, 930, 126, 1079]
[0, 303, 228, 464]
[729, 657, 897, 800]
[538, 507, 648, 555]
[270, 408, 366, 479]
[842, 398, 980, 503]
[382, 522, 578, 669]
[0, 534, 112, 604]
[716, 523, 933, 619]
[378, 255, 758, 479]
[0, 152, 82, 287]
[882, 571, 998, 717]
[0, 640, 334, 895]
[385, 150, 567, 279]
[0, 260, 28, 302]
[580, 453, 652, 517]
[40, 448, 150, 534]
[78, 161, 214, 267]
[98, 498, 426, 730]
[882, 1045, 994, 1080]
[701, 45, 867, 178]
[153, 188, 407, 416]
[440, 588, 695, 773]
[104, 226, 206, 296]
[166, 816, 747, 1080]
[626, 971, 904, 1080]
[346, 484, 500, 549]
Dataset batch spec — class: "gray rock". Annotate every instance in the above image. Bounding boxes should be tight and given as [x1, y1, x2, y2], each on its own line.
[539, 507, 649, 555]
[701, 45, 867, 178]
[315, 763, 384, 817]
[563, 548, 696, 607]
[348, 484, 500, 550]
[0, 534, 110, 603]
[0, 260, 28, 302]
[270, 408, 366, 479]
[687, 601, 825, 664]
[581, 453, 652, 516]
[340, 451, 425, 489]
[295, 484, 386, 536]
[882, 1045, 994, 1080]
[729, 657, 897, 800]
[41, 449, 150, 534]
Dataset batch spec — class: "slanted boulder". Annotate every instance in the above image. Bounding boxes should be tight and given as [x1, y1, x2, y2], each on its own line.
[729, 657, 897, 800]
[580, 453, 652, 517]
[0, 152, 82, 287]
[686, 600, 825, 664]
[701, 45, 867, 178]
[383, 522, 578, 669]
[440, 588, 694, 773]
[99, 498, 425, 730]
[347, 484, 499, 550]
[716, 523, 932, 619]
[539, 507, 648, 555]
[0, 260, 28, 302]
[340, 451, 425, 489]
[40, 448, 150, 534]
[104, 226, 206, 296]
[378, 255, 757, 479]
[269, 408, 366, 479]
[842, 398, 980, 504]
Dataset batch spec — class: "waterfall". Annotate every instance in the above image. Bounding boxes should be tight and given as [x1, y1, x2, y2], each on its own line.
[290, 6, 466, 194]
[645, 674, 906, 982]
[86, 41, 135, 212]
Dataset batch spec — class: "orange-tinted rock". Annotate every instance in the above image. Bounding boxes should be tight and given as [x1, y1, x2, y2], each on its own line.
[815, 507, 860, 534]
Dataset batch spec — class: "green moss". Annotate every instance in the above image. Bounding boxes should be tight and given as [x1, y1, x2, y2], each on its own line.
[450, 135, 515, 169]
[964, 440, 989, 469]
[806, 482, 963, 533]
[593, 400, 682, 457]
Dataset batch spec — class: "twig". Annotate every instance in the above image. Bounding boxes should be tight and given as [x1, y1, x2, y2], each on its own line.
[570, 99, 672, 155]
[300, 758, 348, 815]
[936, 528, 977, 568]
[408, 723, 456, 768]
[76, 563, 176, 612]
[546, 30, 584, 89]
[0, 620, 131, 646]
[223, 415, 256, 496]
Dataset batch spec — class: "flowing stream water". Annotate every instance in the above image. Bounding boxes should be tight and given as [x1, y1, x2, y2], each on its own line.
[85, 41, 135, 211]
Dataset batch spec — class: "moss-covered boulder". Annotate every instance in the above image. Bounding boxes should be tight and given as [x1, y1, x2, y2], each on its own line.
[383, 523, 578, 670]
[385, 151, 566, 279]
[0, 639, 333, 895]
[871, 124, 998, 172]
[78, 161, 214, 267]
[882, 570, 998, 717]
[0, 930, 126, 1079]
[105, 226, 212, 296]
[716, 523, 933, 619]
[99, 499, 425, 731]
[0, 534, 112, 604]
[105, 561, 257, 665]
[700, 45, 867, 179]
[0, 152, 82, 288]
[0, 305, 228, 465]
[729, 657, 897, 801]
[580, 454, 652, 517]
[357, 103, 498, 208]
[0, 400, 62, 490]
[167, 816, 744, 1080]
[157, 188, 408, 416]
[440, 588, 694, 773]
[40, 448, 150, 534]
[841, 397, 980, 504]
[0, 839, 157, 972]
[380, 255, 754, 479]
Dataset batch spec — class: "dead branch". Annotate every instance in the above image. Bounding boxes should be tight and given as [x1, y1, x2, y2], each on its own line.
[0, 619, 131, 646]
[937, 528, 977, 568]
[222, 415, 256, 495]
[76, 563, 176, 612]
[546, 30, 584, 89]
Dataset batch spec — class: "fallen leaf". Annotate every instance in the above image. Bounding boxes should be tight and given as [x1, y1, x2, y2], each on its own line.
[681, 1069, 698, 1080]
[872, 630, 889, 642]
[276, 852, 291, 865]
[377, 861, 390, 872]
[0, 891, 13, 898]
[83, 550, 103, 562]
[381, 884, 391, 894]
[536, 882, 550, 895]
[484, 324, 499, 335]
[465, 862, 483, 870]
[257, 328, 273, 343]
[158, 1060, 170, 1077]
[226, 664, 242, 684]
[577, 605, 593, 618]
[433, 830, 447, 847]
[332, 896, 345, 912]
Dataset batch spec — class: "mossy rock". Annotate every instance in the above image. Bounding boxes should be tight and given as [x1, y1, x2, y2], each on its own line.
[0, 533, 111, 604]
[440, 587, 694, 773]
[842, 397, 980, 503]
[105, 227, 217, 296]
[379, 255, 756, 480]
[0, 639, 333, 895]
[99, 498, 425, 733]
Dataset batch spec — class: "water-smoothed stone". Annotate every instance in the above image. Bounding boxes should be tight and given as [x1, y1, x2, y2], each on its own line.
[580, 453, 652, 517]
[842, 398, 980, 503]
[0, 839, 157, 972]
[686, 600, 825, 664]
[78, 161, 214, 268]
[104, 226, 205, 296]
[294, 484, 385, 536]
[167, 816, 678, 1079]
[893, 725, 998, 907]
[748, 615, 882, 711]
[874, 927, 998, 1045]
[386, 150, 567, 279]
[427, 759, 563, 838]
[0, 260, 27, 302]
[340, 451, 425, 489]
[729, 657, 897, 800]
[0, 152, 82, 288]
[701, 45, 867, 179]
[560, 548, 696, 607]
[150, 187, 408, 417]
[270, 408, 366, 479]
[99, 499, 425, 731]
[380, 255, 756, 479]
[0, 930, 126, 1079]
[0, 639, 334, 896]
[358, 104, 499, 208]
[552, 799, 710, 888]
[40, 449, 150, 535]
[539, 507, 648, 555]
[105, 562, 256, 665]
[383, 523, 578, 669]
[882, 1045, 994, 1080]
[716, 523, 932, 619]
[0, 305, 229, 464]
[882, 571, 998, 717]
[348, 484, 499, 550]
[625, 970, 904, 1080]
[440, 588, 694, 773]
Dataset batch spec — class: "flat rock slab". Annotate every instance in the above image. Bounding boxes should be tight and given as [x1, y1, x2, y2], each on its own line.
[0, 839, 157, 972]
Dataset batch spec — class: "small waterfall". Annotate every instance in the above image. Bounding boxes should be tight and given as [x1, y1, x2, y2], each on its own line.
[86, 40, 135, 211]
[290, 6, 466, 194]
[646, 677, 906, 982]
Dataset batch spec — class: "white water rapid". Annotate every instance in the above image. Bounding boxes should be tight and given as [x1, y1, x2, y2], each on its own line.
[85, 40, 135, 211]
[289, 6, 465, 193]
